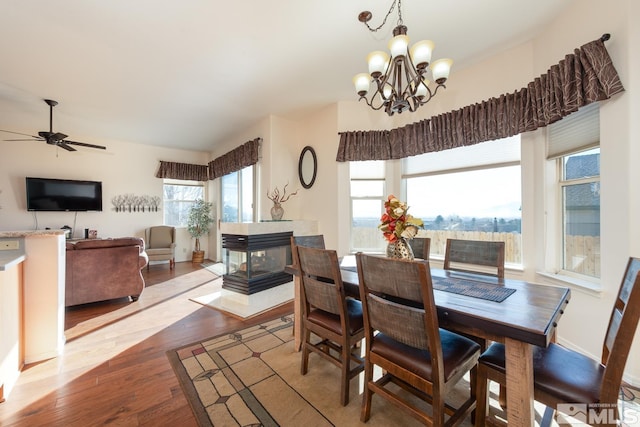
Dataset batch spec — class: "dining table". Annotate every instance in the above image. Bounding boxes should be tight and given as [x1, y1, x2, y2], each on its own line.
[286, 255, 572, 427]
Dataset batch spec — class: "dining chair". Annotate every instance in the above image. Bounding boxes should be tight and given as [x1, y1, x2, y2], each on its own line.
[408, 236, 431, 260]
[144, 225, 176, 270]
[293, 244, 365, 406]
[290, 235, 326, 352]
[356, 253, 481, 426]
[475, 257, 640, 427]
[444, 238, 505, 278]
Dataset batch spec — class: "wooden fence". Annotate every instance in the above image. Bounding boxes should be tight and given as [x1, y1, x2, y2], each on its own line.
[352, 227, 600, 275]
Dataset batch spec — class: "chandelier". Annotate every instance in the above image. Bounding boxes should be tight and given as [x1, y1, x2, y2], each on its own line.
[353, 0, 453, 116]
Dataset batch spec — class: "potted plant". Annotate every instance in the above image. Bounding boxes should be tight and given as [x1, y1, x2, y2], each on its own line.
[187, 199, 214, 263]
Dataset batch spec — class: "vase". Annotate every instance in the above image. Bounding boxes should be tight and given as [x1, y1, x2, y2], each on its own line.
[270, 203, 284, 220]
[386, 238, 414, 260]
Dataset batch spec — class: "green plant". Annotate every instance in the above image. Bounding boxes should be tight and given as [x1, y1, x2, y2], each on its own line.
[187, 199, 214, 252]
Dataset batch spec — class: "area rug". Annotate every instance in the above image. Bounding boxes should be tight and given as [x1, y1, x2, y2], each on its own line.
[167, 315, 640, 427]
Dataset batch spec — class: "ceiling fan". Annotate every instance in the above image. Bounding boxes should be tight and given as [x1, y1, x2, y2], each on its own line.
[0, 99, 106, 151]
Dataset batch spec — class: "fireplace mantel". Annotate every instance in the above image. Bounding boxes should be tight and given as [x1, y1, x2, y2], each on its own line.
[219, 220, 318, 237]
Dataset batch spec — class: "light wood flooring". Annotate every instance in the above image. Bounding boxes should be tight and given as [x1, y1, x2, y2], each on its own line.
[0, 261, 293, 426]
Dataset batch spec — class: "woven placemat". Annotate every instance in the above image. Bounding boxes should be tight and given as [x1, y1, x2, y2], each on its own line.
[432, 276, 516, 302]
[340, 265, 516, 302]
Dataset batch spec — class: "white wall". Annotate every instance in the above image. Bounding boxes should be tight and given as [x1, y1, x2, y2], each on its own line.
[0, 137, 209, 262]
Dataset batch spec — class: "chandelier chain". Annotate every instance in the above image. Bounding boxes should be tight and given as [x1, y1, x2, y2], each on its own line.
[363, 0, 403, 32]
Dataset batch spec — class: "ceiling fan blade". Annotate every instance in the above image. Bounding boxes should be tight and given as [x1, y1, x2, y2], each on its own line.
[58, 142, 77, 152]
[52, 132, 68, 141]
[64, 139, 107, 150]
[0, 129, 42, 139]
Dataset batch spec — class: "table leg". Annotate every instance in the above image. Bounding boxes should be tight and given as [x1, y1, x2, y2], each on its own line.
[504, 337, 534, 427]
[293, 275, 302, 352]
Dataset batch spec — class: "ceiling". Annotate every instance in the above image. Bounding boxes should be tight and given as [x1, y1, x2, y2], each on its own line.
[0, 1, 571, 153]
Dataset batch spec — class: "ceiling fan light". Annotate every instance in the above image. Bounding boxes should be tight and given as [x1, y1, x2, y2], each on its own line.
[388, 34, 409, 59]
[431, 58, 453, 84]
[367, 51, 390, 79]
[410, 40, 434, 70]
[353, 73, 371, 96]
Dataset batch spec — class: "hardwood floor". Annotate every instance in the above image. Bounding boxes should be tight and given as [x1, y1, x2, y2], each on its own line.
[0, 261, 293, 426]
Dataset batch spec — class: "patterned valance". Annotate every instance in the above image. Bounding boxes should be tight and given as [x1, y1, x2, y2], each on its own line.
[208, 137, 261, 180]
[336, 35, 625, 162]
[155, 161, 209, 181]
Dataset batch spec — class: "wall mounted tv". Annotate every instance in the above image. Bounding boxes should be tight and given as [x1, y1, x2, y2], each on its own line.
[26, 177, 103, 212]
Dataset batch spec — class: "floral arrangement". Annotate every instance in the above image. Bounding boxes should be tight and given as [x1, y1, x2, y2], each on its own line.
[379, 195, 424, 243]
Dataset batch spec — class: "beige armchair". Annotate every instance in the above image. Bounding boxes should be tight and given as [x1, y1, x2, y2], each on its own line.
[144, 226, 176, 270]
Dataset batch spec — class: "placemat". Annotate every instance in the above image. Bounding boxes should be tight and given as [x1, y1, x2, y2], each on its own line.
[340, 265, 515, 302]
[432, 276, 516, 302]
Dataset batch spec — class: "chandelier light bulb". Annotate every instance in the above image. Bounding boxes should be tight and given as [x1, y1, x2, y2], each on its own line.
[353, 73, 372, 96]
[367, 51, 390, 79]
[414, 80, 429, 98]
[388, 34, 410, 60]
[410, 40, 434, 70]
[431, 58, 453, 84]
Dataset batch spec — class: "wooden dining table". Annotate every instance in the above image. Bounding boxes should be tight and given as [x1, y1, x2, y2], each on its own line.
[287, 256, 572, 427]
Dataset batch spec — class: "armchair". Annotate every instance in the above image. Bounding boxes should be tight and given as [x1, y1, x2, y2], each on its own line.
[144, 226, 176, 270]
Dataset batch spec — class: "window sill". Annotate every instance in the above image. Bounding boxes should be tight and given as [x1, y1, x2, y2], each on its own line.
[536, 271, 602, 296]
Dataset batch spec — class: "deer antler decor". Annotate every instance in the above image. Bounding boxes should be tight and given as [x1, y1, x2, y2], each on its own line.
[267, 183, 298, 204]
[267, 183, 298, 220]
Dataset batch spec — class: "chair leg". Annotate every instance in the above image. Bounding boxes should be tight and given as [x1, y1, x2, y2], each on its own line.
[360, 359, 374, 422]
[170, 258, 175, 269]
[475, 365, 490, 427]
[340, 343, 350, 406]
[301, 327, 311, 375]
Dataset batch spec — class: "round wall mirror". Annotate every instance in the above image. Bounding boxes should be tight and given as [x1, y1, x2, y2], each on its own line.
[298, 146, 317, 189]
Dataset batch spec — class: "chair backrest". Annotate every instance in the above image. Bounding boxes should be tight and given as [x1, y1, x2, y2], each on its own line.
[293, 245, 346, 318]
[356, 253, 444, 379]
[599, 257, 640, 403]
[291, 235, 325, 252]
[444, 238, 505, 278]
[408, 237, 431, 260]
[145, 226, 175, 249]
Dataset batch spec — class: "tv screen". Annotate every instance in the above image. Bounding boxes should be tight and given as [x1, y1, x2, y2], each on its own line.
[26, 177, 103, 212]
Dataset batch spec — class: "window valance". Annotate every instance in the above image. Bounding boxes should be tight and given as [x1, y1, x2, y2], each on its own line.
[155, 161, 209, 181]
[336, 35, 624, 162]
[208, 137, 261, 180]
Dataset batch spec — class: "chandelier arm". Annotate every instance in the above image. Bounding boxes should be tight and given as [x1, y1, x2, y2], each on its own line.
[358, 95, 387, 111]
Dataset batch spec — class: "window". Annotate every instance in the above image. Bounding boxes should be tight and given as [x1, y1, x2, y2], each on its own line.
[559, 148, 600, 277]
[163, 181, 205, 227]
[403, 136, 522, 263]
[548, 103, 600, 279]
[350, 161, 386, 253]
[221, 165, 254, 223]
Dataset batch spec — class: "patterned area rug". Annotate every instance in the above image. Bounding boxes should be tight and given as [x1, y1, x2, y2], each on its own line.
[167, 314, 640, 427]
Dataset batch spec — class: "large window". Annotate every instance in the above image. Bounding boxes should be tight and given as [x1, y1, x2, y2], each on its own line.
[163, 181, 205, 227]
[350, 161, 386, 253]
[221, 165, 254, 223]
[403, 136, 522, 263]
[548, 103, 600, 279]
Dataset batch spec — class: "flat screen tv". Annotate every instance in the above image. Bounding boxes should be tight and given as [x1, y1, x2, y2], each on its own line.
[26, 177, 103, 212]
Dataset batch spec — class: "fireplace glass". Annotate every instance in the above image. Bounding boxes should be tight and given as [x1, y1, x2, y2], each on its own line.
[222, 232, 293, 294]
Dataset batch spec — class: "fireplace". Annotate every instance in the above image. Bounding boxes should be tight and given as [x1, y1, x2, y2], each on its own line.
[222, 231, 293, 295]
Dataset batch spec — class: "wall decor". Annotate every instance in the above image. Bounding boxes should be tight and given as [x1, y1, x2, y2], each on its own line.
[298, 146, 317, 189]
[111, 194, 161, 212]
